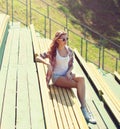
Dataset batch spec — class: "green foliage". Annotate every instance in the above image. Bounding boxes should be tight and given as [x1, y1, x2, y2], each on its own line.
[0, 0, 119, 73]
[58, 5, 69, 14]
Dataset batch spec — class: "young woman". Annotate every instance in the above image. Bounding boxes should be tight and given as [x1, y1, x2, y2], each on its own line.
[35, 30, 96, 124]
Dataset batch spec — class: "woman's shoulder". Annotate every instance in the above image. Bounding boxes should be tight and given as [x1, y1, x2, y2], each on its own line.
[66, 46, 73, 57]
[66, 46, 73, 52]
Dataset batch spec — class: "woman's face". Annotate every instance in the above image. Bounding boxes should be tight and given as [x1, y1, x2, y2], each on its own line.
[57, 34, 68, 46]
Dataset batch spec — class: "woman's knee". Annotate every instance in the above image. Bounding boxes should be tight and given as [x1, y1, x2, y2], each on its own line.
[76, 77, 85, 88]
[77, 76, 85, 82]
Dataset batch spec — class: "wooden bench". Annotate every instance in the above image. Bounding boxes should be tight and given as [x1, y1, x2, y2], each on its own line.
[74, 49, 120, 128]
[30, 24, 89, 129]
[114, 71, 120, 84]
[0, 25, 45, 129]
[0, 13, 9, 68]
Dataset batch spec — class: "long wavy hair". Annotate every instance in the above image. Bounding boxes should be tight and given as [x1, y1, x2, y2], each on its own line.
[48, 31, 67, 62]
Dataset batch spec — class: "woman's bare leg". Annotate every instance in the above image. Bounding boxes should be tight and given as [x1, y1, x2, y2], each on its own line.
[54, 76, 86, 107]
[73, 77, 86, 107]
[55, 76, 96, 124]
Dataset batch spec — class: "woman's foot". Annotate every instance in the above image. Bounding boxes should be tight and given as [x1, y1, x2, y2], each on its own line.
[81, 107, 96, 124]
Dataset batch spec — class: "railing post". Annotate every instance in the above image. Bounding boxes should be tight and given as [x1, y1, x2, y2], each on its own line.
[44, 16, 46, 38]
[102, 45, 105, 70]
[98, 37, 103, 68]
[26, 0, 28, 26]
[115, 58, 118, 71]
[6, 0, 8, 14]
[30, 0, 32, 24]
[49, 18, 51, 39]
[47, 4, 49, 18]
[12, 0, 13, 24]
[83, 27, 87, 39]
[85, 40, 88, 61]
[66, 15, 68, 32]
[80, 37, 83, 56]
[98, 46, 101, 68]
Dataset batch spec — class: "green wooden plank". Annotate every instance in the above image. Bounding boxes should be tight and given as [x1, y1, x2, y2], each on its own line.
[16, 67, 31, 129]
[18, 28, 27, 65]
[1, 29, 14, 69]
[93, 100, 117, 129]
[27, 64, 45, 129]
[98, 70, 120, 100]
[0, 28, 15, 118]
[0, 30, 8, 68]
[73, 58, 117, 128]
[1, 26, 20, 129]
[16, 27, 31, 129]
[0, 68, 16, 129]
[0, 14, 9, 48]
[73, 59, 99, 129]
[0, 29, 14, 117]
[0, 68, 8, 121]
[9, 22, 20, 29]
[26, 28, 34, 63]
[9, 28, 19, 67]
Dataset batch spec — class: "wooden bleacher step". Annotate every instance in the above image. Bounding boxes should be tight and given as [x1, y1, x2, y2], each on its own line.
[98, 70, 120, 100]
[30, 24, 89, 129]
[0, 14, 9, 69]
[73, 53, 117, 129]
[0, 25, 45, 129]
[74, 49, 120, 128]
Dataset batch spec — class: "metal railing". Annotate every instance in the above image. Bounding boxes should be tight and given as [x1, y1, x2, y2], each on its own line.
[0, 0, 120, 73]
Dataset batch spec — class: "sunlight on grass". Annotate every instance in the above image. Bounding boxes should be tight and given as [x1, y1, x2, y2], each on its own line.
[0, 0, 119, 73]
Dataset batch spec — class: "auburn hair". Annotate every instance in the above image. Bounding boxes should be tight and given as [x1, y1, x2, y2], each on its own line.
[48, 31, 67, 62]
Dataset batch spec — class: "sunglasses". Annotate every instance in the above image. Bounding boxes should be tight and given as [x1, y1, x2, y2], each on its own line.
[58, 37, 68, 42]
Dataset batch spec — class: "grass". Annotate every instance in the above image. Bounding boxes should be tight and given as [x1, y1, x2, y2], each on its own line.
[0, 0, 119, 73]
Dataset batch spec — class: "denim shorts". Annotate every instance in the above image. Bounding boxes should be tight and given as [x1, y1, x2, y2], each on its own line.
[52, 73, 66, 84]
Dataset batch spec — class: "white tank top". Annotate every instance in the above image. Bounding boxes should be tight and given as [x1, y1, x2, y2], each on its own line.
[53, 48, 69, 76]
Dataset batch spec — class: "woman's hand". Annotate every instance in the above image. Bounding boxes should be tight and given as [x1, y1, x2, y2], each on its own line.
[66, 72, 72, 80]
[66, 72, 75, 80]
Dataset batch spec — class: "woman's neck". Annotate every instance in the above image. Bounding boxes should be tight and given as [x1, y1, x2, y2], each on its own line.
[58, 45, 65, 51]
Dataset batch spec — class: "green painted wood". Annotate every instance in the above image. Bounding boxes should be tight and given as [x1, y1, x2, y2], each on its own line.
[9, 29, 19, 67]
[73, 57, 117, 129]
[0, 26, 8, 68]
[1, 29, 14, 69]
[16, 26, 45, 128]
[27, 64, 45, 129]
[98, 70, 120, 100]
[0, 29, 15, 122]
[0, 14, 9, 48]
[0, 68, 8, 122]
[37, 63, 58, 129]
[93, 100, 117, 129]
[0, 30, 14, 119]
[19, 28, 28, 65]
[9, 22, 20, 29]
[0, 26, 20, 129]
[16, 67, 31, 129]
[26, 29, 34, 63]
[0, 24, 46, 128]
[0, 67, 16, 129]
[16, 27, 33, 129]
